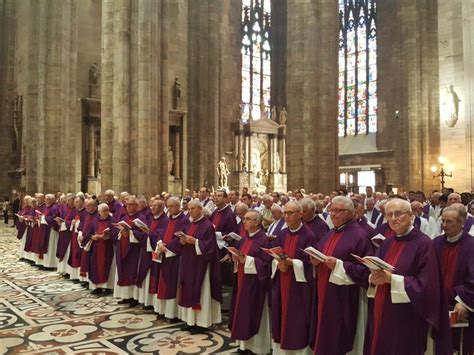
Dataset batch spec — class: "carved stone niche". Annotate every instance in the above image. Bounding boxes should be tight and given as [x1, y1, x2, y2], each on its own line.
[232, 118, 287, 193]
[168, 109, 187, 196]
[80, 98, 101, 196]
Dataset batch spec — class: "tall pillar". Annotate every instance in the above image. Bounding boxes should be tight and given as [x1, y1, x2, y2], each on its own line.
[187, 0, 241, 189]
[286, 0, 339, 193]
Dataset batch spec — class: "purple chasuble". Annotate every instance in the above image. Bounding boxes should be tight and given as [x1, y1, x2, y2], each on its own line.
[111, 212, 147, 287]
[362, 228, 452, 355]
[312, 220, 373, 355]
[56, 206, 75, 260]
[87, 216, 114, 285]
[434, 232, 474, 354]
[271, 224, 315, 350]
[156, 212, 190, 299]
[305, 214, 330, 243]
[229, 229, 271, 340]
[177, 216, 222, 309]
[136, 212, 169, 287]
[38, 203, 59, 255]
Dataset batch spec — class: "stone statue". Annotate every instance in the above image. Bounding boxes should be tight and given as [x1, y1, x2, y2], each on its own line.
[271, 106, 277, 120]
[279, 106, 287, 126]
[444, 84, 461, 128]
[172, 77, 182, 109]
[11, 95, 23, 169]
[89, 62, 101, 98]
[94, 146, 101, 178]
[217, 156, 231, 188]
[168, 146, 174, 175]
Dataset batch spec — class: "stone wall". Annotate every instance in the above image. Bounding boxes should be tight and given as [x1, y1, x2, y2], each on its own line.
[438, 0, 474, 192]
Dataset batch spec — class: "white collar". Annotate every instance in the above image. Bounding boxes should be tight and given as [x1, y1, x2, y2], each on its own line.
[190, 214, 205, 223]
[446, 230, 463, 243]
[396, 226, 414, 238]
[289, 222, 303, 233]
[217, 204, 229, 212]
[153, 212, 163, 219]
[249, 228, 261, 237]
[170, 211, 183, 219]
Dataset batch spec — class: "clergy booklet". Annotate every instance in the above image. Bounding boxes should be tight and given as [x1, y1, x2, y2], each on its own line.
[112, 220, 132, 230]
[224, 232, 242, 242]
[266, 234, 277, 241]
[469, 224, 474, 237]
[261, 246, 288, 260]
[133, 218, 149, 231]
[350, 254, 395, 271]
[370, 233, 386, 246]
[174, 231, 187, 240]
[302, 246, 328, 262]
[224, 246, 243, 257]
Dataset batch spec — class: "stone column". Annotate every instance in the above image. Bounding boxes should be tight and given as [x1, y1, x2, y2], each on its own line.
[86, 120, 96, 177]
[286, 0, 339, 193]
[174, 130, 181, 179]
[187, 0, 241, 189]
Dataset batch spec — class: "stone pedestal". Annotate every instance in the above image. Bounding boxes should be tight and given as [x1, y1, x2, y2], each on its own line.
[85, 177, 101, 197]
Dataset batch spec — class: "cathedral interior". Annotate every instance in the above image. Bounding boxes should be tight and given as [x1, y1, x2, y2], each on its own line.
[0, 0, 472, 198]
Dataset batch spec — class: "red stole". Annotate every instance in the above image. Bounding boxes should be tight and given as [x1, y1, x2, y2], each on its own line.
[163, 219, 177, 244]
[314, 231, 344, 349]
[440, 243, 460, 304]
[156, 219, 178, 299]
[371, 239, 406, 355]
[280, 232, 299, 348]
[212, 211, 222, 230]
[232, 237, 254, 332]
[119, 216, 134, 259]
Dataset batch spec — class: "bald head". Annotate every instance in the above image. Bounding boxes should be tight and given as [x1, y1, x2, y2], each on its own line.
[235, 202, 249, 220]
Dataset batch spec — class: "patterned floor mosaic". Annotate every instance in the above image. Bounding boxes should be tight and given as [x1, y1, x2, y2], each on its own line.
[0, 223, 239, 354]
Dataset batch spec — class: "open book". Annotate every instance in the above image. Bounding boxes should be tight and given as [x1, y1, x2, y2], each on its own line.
[112, 220, 133, 230]
[225, 246, 243, 257]
[223, 232, 242, 242]
[302, 246, 328, 262]
[449, 311, 469, 328]
[133, 218, 149, 231]
[351, 254, 395, 271]
[261, 246, 288, 260]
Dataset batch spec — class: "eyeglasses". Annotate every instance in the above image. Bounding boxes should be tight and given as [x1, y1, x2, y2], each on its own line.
[284, 210, 299, 215]
[441, 219, 457, 225]
[243, 217, 257, 221]
[329, 208, 349, 214]
[386, 211, 409, 219]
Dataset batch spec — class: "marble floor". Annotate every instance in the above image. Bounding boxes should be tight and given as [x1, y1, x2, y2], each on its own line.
[0, 223, 239, 354]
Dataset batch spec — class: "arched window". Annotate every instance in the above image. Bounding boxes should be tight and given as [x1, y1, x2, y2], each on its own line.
[338, 0, 377, 137]
[241, 0, 271, 122]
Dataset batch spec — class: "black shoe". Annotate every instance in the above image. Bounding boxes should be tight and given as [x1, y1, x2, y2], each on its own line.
[91, 288, 102, 295]
[117, 298, 133, 305]
[128, 300, 139, 308]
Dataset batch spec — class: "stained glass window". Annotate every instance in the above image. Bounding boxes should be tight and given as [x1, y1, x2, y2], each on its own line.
[241, 0, 271, 121]
[338, 0, 377, 137]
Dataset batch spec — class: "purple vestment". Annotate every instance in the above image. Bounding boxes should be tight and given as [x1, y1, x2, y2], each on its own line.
[176, 216, 222, 309]
[87, 216, 115, 285]
[229, 229, 271, 341]
[271, 224, 315, 350]
[305, 214, 330, 243]
[312, 220, 373, 354]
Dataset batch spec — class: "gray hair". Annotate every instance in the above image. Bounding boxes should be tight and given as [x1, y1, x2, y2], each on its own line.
[98, 203, 109, 212]
[246, 209, 263, 224]
[443, 203, 467, 223]
[299, 198, 316, 211]
[105, 189, 115, 196]
[331, 196, 355, 212]
[188, 199, 203, 209]
[284, 201, 302, 213]
[167, 197, 181, 207]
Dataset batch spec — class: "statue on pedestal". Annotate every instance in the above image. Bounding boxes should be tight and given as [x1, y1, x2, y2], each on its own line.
[168, 146, 174, 176]
[279, 106, 287, 126]
[217, 156, 230, 188]
[444, 84, 461, 128]
[172, 77, 182, 110]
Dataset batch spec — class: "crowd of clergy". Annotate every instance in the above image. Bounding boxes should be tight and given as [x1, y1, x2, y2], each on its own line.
[12, 186, 474, 355]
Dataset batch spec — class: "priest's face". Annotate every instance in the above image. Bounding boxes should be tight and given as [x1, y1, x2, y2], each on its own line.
[386, 202, 412, 235]
[243, 211, 260, 233]
[329, 202, 353, 228]
[188, 204, 202, 220]
[284, 204, 303, 229]
[441, 210, 464, 238]
[105, 194, 114, 203]
[99, 208, 109, 219]
[167, 201, 180, 216]
[126, 201, 139, 215]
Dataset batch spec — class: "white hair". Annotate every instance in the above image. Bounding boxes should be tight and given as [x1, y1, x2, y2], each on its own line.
[331, 196, 354, 212]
